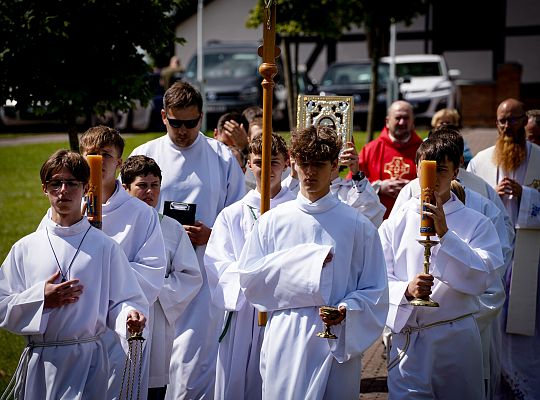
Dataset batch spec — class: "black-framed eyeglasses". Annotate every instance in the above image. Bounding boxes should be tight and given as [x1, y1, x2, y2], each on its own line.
[497, 115, 525, 127]
[167, 115, 201, 129]
[45, 180, 83, 192]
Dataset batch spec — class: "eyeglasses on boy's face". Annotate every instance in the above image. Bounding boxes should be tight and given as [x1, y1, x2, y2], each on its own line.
[166, 115, 201, 129]
[45, 180, 83, 193]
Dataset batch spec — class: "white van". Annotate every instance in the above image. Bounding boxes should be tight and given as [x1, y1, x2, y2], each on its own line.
[381, 54, 461, 119]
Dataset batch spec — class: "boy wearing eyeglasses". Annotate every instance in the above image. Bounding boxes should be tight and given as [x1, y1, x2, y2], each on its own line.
[38, 126, 167, 399]
[129, 81, 245, 399]
[1, 150, 148, 400]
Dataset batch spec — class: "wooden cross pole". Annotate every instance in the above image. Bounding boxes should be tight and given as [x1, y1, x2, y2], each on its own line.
[257, 0, 280, 326]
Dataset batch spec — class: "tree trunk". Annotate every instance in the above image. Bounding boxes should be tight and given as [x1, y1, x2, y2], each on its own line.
[67, 116, 80, 152]
[366, 15, 390, 144]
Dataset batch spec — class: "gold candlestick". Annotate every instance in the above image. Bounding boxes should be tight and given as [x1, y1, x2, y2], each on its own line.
[410, 236, 440, 307]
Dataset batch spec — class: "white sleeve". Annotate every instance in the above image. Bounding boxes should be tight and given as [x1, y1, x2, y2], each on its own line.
[204, 209, 246, 311]
[347, 179, 386, 227]
[158, 225, 202, 326]
[0, 246, 49, 335]
[238, 224, 333, 311]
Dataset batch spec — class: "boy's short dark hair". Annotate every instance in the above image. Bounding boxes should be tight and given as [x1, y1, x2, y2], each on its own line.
[163, 81, 203, 113]
[217, 112, 249, 133]
[249, 132, 289, 160]
[79, 125, 125, 157]
[120, 155, 162, 187]
[290, 125, 341, 163]
[40, 149, 90, 184]
[415, 137, 461, 169]
[428, 125, 464, 155]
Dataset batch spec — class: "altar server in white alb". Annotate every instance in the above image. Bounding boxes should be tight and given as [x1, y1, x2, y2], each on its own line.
[238, 125, 389, 399]
[380, 138, 504, 399]
[121, 155, 203, 400]
[467, 98, 540, 398]
[391, 126, 514, 398]
[78, 126, 166, 399]
[205, 133, 295, 400]
[282, 140, 385, 228]
[129, 81, 246, 399]
[0, 150, 148, 400]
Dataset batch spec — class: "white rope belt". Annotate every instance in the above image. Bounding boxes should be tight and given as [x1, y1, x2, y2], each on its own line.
[1, 334, 102, 400]
[387, 313, 473, 371]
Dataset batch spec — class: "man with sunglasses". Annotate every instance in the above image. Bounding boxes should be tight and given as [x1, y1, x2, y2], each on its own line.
[467, 98, 540, 398]
[129, 81, 246, 400]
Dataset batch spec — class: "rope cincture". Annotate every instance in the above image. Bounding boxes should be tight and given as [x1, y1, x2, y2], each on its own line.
[386, 313, 473, 371]
[1, 335, 101, 400]
[119, 331, 145, 400]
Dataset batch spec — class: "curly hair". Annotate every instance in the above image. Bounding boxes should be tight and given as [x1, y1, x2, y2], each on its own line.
[40, 149, 90, 184]
[289, 125, 341, 163]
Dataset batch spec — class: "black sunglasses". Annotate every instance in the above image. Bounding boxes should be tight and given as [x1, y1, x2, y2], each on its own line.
[167, 115, 201, 129]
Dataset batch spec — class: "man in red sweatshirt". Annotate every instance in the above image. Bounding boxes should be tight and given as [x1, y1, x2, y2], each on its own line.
[358, 100, 423, 218]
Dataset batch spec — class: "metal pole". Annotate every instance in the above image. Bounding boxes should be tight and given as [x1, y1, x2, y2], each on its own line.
[387, 23, 398, 109]
[197, 0, 206, 132]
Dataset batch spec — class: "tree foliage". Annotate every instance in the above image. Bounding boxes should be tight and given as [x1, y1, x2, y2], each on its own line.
[0, 0, 188, 149]
[247, 0, 428, 138]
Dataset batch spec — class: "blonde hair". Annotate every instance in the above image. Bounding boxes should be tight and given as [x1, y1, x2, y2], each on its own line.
[431, 108, 460, 128]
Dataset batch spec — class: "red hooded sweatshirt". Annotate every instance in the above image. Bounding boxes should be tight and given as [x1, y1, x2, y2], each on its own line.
[357, 127, 423, 218]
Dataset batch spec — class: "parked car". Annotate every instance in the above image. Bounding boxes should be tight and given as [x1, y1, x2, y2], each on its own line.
[183, 41, 289, 127]
[381, 54, 461, 120]
[317, 61, 389, 129]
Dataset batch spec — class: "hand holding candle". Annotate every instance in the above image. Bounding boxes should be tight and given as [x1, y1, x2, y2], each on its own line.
[419, 160, 436, 236]
[86, 155, 102, 229]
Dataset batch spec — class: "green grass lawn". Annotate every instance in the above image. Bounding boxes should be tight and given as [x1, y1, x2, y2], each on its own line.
[0, 128, 427, 391]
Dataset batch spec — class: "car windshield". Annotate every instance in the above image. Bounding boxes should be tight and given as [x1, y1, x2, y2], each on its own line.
[185, 51, 259, 80]
[321, 63, 389, 86]
[395, 62, 442, 77]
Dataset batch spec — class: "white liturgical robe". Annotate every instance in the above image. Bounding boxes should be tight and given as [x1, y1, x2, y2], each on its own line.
[380, 193, 504, 399]
[467, 141, 540, 398]
[39, 184, 166, 400]
[204, 187, 295, 400]
[130, 132, 246, 399]
[149, 215, 202, 388]
[238, 192, 389, 400]
[391, 178, 511, 395]
[0, 217, 148, 400]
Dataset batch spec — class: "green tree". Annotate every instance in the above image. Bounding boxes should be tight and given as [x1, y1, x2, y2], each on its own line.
[0, 0, 187, 150]
[247, 0, 427, 140]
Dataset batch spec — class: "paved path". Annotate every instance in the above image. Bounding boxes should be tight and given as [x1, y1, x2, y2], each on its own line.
[0, 133, 69, 147]
[461, 128, 498, 156]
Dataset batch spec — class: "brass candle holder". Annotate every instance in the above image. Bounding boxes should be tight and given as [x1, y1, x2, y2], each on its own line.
[316, 306, 341, 339]
[410, 236, 440, 307]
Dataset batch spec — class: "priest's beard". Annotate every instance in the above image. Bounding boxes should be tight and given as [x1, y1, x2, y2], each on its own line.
[493, 133, 526, 172]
